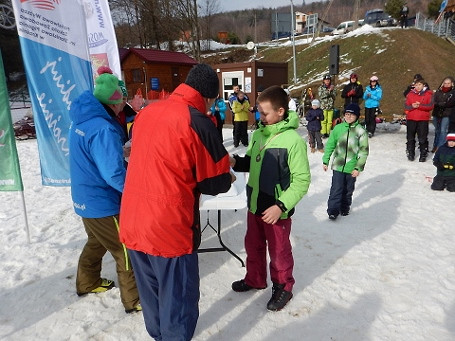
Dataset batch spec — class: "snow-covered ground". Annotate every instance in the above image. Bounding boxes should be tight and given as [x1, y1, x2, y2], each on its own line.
[1, 111, 455, 340]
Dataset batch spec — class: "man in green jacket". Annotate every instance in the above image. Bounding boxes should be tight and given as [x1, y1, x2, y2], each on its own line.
[230, 85, 311, 312]
[322, 103, 369, 220]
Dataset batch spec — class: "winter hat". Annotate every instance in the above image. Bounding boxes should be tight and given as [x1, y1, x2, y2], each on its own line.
[118, 80, 128, 97]
[446, 133, 455, 141]
[323, 74, 331, 80]
[350, 73, 358, 79]
[93, 66, 123, 105]
[185, 63, 219, 98]
[345, 103, 360, 118]
[370, 75, 379, 82]
[311, 99, 320, 107]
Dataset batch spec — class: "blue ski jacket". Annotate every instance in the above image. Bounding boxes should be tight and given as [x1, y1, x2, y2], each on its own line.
[69, 90, 126, 218]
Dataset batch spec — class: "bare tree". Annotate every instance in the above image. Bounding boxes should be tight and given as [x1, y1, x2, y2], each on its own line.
[200, 0, 221, 50]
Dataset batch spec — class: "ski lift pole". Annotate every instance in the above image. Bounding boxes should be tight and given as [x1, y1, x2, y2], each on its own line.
[290, 0, 297, 84]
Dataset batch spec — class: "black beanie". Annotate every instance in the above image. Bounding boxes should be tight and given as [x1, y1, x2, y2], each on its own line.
[345, 103, 360, 118]
[185, 63, 219, 98]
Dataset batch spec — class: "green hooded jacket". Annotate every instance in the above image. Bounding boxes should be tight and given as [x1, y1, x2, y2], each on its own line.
[322, 119, 369, 173]
[234, 112, 311, 219]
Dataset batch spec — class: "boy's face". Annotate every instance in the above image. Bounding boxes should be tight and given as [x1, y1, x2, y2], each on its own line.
[312, 104, 318, 109]
[323, 79, 330, 86]
[258, 101, 284, 125]
[448, 141, 455, 147]
[238, 93, 244, 100]
[414, 82, 424, 91]
[344, 112, 357, 124]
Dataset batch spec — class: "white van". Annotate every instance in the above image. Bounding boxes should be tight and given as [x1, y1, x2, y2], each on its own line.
[331, 20, 362, 35]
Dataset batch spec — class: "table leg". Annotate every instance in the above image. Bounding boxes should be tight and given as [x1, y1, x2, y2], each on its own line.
[215, 210, 245, 267]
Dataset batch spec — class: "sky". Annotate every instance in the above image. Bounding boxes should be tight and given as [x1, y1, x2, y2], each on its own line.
[2, 26, 455, 341]
[218, 0, 314, 12]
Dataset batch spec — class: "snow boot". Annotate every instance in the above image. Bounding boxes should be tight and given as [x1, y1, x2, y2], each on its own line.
[77, 278, 115, 296]
[419, 150, 428, 162]
[232, 279, 266, 292]
[267, 283, 293, 311]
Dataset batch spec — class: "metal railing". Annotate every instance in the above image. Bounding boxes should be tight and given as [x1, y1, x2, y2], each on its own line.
[414, 12, 455, 40]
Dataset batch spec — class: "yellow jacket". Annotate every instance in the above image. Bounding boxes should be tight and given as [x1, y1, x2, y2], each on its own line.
[232, 99, 250, 122]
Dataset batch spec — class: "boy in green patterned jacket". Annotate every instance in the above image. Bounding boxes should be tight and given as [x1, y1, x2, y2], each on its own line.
[322, 103, 369, 220]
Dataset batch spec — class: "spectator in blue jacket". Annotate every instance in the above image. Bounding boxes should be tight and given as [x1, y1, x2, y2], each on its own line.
[69, 66, 140, 314]
[210, 94, 227, 141]
[363, 75, 383, 137]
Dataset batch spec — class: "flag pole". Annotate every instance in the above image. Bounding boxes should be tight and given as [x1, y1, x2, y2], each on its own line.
[20, 191, 31, 243]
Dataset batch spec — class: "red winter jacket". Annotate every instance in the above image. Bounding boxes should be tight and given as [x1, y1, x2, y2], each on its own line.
[405, 88, 434, 121]
[119, 83, 232, 257]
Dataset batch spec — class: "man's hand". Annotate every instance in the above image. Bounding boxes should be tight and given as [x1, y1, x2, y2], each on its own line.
[322, 164, 328, 172]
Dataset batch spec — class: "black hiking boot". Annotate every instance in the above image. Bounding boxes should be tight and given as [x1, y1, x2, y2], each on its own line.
[232, 279, 266, 292]
[406, 149, 415, 161]
[419, 150, 428, 162]
[267, 283, 293, 311]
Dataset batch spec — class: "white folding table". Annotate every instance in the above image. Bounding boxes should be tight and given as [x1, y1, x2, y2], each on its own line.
[198, 172, 247, 267]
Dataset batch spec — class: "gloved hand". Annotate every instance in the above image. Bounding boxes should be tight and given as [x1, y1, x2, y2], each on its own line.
[347, 89, 356, 97]
[434, 161, 445, 171]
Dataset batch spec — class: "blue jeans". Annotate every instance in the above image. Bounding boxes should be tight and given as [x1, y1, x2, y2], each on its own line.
[433, 116, 450, 149]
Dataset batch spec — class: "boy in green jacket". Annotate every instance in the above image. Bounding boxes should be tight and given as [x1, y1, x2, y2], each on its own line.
[230, 86, 311, 312]
[322, 103, 369, 220]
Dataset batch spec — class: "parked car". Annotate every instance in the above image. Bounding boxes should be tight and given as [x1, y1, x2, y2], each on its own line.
[331, 20, 363, 35]
[364, 9, 397, 27]
[331, 21, 354, 35]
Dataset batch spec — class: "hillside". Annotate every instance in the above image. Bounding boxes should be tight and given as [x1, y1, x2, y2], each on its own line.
[202, 27, 455, 119]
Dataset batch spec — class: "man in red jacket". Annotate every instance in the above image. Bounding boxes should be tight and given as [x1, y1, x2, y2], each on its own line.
[405, 78, 434, 162]
[119, 63, 234, 340]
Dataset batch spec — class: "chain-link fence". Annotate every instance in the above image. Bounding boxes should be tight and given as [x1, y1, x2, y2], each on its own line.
[415, 12, 455, 41]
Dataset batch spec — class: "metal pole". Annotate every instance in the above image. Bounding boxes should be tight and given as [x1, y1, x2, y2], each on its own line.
[290, 1, 297, 84]
[20, 191, 31, 243]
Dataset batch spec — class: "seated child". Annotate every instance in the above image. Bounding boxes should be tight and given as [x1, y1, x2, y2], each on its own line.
[431, 133, 455, 191]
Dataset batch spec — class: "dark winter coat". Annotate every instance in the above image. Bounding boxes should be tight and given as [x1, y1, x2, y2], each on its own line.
[432, 88, 455, 118]
[305, 108, 324, 132]
[341, 81, 364, 107]
[433, 143, 455, 177]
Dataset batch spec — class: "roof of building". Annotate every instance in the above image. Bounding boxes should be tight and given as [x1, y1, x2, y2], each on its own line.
[119, 47, 130, 63]
[128, 48, 198, 65]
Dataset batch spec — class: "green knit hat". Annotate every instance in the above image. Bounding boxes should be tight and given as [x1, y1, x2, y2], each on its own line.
[93, 66, 123, 105]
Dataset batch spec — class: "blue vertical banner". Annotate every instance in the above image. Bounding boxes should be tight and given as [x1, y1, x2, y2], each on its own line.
[11, 0, 93, 186]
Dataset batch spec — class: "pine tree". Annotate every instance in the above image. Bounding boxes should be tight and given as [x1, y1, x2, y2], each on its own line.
[385, 0, 406, 20]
